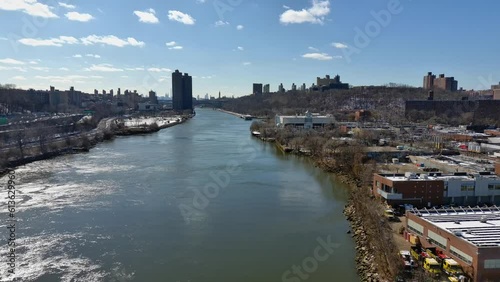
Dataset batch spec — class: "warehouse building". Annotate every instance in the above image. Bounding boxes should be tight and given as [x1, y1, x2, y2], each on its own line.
[406, 206, 500, 282]
[275, 111, 334, 129]
[373, 172, 500, 207]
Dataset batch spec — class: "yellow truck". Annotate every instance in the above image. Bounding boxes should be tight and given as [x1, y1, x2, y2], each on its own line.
[423, 257, 441, 278]
[384, 209, 395, 221]
[442, 258, 464, 277]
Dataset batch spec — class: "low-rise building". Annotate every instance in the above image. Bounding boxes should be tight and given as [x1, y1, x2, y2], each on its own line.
[373, 172, 500, 207]
[405, 207, 500, 282]
[275, 111, 334, 129]
[138, 102, 160, 111]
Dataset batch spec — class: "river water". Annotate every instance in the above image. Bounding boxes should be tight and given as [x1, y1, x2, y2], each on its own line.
[0, 108, 359, 282]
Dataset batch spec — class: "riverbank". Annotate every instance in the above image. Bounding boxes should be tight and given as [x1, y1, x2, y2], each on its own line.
[115, 115, 187, 136]
[0, 113, 192, 176]
[254, 136, 401, 281]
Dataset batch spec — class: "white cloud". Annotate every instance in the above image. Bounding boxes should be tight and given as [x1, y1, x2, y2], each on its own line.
[18, 36, 78, 47]
[73, 54, 82, 58]
[237, 46, 244, 51]
[332, 42, 348, 49]
[168, 46, 183, 50]
[30, 66, 50, 71]
[196, 0, 206, 3]
[165, 41, 177, 47]
[302, 52, 339, 61]
[86, 54, 101, 58]
[84, 64, 123, 72]
[236, 25, 244, 30]
[58, 2, 75, 9]
[0, 0, 58, 18]
[65, 11, 94, 22]
[0, 37, 8, 40]
[280, 0, 330, 25]
[283, 5, 290, 9]
[80, 35, 145, 47]
[308, 46, 319, 51]
[125, 67, 145, 71]
[11, 75, 26, 81]
[215, 20, 229, 27]
[35, 75, 90, 83]
[0, 58, 25, 65]
[133, 8, 159, 24]
[0, 66, 27, 72]
[243, 62, 251, 66]
[59, 67, 69, 71]
[168, 10, 195, 25]
[29, 60, 39, 64]
[148, 68, 172, 72]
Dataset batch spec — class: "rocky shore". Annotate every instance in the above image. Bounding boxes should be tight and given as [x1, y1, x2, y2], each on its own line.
[344, 203, 385, 282]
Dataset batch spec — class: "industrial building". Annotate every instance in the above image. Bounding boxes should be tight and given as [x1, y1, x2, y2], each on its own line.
[405, 206, 500, 282]
[373, 172, 500, 207]
[275, 111, 334, 129]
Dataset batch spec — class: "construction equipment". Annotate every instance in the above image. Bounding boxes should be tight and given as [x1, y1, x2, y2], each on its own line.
[442, 258, 464, 277]
[423, 257, 442, 278]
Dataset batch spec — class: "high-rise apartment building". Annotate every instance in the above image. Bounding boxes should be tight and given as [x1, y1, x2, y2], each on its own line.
[253, 83, 263, 95]
[172, 70, 193, 110]
[278, 83, 285, 93]
[263, 84, 270, 93]
[492, 82, 500, 100]
[423, 72, 458, 92]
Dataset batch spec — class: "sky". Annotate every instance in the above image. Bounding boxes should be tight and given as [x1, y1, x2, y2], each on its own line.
[0, 0, 499, 97]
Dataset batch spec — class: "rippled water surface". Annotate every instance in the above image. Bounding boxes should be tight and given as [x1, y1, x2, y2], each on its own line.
[0, 109, 359, 282]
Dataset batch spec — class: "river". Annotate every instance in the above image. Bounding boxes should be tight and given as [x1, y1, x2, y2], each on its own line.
[0, 108, 359, 282]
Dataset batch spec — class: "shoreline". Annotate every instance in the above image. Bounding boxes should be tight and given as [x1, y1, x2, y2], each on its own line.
[0, 114, 192, 177]
[256, 136, 398, 282]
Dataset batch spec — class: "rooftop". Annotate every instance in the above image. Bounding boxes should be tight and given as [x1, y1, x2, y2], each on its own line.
[380, 173, 500, 182]
[410, 206, 500, 247]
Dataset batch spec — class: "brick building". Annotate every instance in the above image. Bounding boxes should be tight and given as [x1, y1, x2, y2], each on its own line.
[373, 173, 500, 207]
[423, 72, 458, 92]
[406, 207, 500, 282]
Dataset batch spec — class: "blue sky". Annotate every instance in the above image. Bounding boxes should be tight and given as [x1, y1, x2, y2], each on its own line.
[0, 0, 499, 97]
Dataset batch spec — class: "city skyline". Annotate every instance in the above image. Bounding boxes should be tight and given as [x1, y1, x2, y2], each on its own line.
[1, 0, 500, 97]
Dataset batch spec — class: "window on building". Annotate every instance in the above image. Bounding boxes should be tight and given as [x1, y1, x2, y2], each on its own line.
[450, 249, 473, 265]
[484, 259, 500, 269]
[488, 184, 500, 190]
[407, 225, 423, 236]
[461, 185, 474, 191]
[428, 238, 446, 250]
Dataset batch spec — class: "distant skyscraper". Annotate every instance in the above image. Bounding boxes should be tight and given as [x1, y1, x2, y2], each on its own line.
[218, 91, 221, 99]
[149, 90, 158, 104]
[117, 88, 121, 96]
[94, 89, 98, 95]
[253, 83, 263, 95]
[110, 89, 114, 96]
[172, 70, 193, 110]
[291, 83, 297, 91]
[205, 93, 209, 100]
[263, 84, 270, 93]
[301, 83, 306, 91]
[278, 83, 285, 93]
